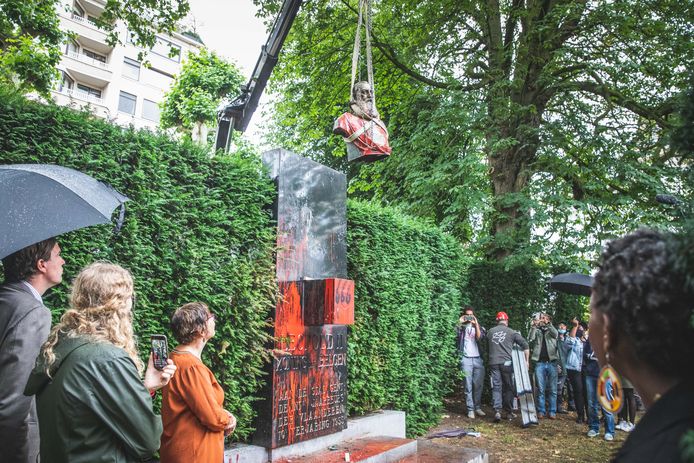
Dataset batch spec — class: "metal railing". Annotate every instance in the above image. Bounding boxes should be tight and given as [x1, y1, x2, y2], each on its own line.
[70, 13, 100, 29]
[58, 87, 105, 106]
[66, 50, 110, 70]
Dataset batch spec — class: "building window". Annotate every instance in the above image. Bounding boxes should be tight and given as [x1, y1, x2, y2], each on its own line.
[60, 72, 74, 92]
[66, 39, 79, 55]
[123, 57, 140, 80]
[77, 83, 102, 99]
[72, 2, 85, 17]
[142, 99, 160, 122]
[152, 37, 181, 62]
[84, 49, 107, 64]
[118, 91, 136, 115]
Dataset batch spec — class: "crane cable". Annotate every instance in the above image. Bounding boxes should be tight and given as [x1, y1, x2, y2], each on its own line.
[350, 0, 375, 108]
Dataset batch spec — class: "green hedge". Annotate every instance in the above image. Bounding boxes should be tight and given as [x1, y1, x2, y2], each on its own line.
[346, 199, 466, 436]
[0, 92, 472, 438]
[0, 91, 277, 439]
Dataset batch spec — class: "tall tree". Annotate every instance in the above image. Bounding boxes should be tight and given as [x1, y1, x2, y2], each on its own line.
[259, 0, 694, 260]
[160, 48, 244, 143]
[0, 0, 190, 95]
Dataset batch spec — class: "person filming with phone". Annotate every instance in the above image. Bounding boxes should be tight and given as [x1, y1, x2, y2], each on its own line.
[160, 302, 236, 463]
[457, 307, 486, 419]
[24, 262, 176, 462]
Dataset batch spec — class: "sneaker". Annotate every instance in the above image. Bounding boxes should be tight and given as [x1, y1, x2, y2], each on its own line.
[467, 411, 475, 419]
[506, 412, 517, 421]
[616, 420, 628, 432]
[475, 409, 486, 417]
[494, 411, 501, 423]
[626, 422, 635, 432]
[604, 433, 614, 441]
[587, 430, 599, 438]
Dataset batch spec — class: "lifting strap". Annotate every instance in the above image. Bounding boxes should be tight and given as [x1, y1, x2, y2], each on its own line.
[350, 0, 375, 107]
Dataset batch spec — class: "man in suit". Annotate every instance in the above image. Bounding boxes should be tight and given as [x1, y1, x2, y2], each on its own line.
[0, 238, 64, 462]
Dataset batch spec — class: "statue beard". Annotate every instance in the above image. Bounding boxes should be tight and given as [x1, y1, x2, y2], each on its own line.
[350, 100, 379, 120]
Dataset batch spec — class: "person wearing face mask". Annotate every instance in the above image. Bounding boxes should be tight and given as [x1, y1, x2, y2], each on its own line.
[556, 322, 570, 414]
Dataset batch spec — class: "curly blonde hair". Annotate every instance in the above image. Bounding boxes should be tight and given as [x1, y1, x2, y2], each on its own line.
[41, 262, 144, 376]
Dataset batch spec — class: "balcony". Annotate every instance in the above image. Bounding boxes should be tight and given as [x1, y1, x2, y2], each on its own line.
[62, 53, 112, 87]
[70, 13, 99, 28]
[66, 51, 110, 70]
[59, 11, 110, 49]
[56, 87, 105, 106]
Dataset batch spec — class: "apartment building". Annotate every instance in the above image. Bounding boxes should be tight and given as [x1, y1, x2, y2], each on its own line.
[53, 0, 202, 130]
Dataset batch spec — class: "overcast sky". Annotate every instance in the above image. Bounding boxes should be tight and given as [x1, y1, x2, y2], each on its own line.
[185, 0, 272, 145]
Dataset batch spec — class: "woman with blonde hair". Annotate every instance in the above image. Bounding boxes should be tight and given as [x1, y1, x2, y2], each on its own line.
[24, 262, 176, 463]
[160, 301, 236, 463]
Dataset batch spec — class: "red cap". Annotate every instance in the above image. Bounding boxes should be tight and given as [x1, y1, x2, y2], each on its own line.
[496, 311, 509, 321]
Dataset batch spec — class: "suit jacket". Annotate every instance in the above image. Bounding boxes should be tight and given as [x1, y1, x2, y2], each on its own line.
[0, 282, 52, 463]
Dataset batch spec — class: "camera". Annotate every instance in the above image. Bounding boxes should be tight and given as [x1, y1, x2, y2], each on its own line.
[463, 315, 474, 323]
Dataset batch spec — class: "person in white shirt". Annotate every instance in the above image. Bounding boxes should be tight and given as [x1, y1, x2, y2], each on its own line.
[457, 307, 486, 419]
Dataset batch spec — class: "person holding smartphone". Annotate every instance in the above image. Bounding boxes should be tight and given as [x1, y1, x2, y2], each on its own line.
[457, 307, 486, 419]
[160, 302, 236, 463]
[24, 262, 176, 462]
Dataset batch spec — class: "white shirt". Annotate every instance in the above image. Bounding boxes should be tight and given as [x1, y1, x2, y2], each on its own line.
[462, 324, 480, 357]
[20, 280, 43, 303]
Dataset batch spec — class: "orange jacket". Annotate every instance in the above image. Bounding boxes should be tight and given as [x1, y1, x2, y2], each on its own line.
[160, 351, 230, 463]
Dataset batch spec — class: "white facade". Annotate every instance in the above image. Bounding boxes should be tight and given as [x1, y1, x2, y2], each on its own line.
[52, 0, 202, 130]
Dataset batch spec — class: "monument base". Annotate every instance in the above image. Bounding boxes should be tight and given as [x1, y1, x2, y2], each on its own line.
[225, 411, 489, 463]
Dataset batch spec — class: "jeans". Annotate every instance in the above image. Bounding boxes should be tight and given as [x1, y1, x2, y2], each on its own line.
[462, 356, 485, 412]
[535, 361, 558, 416]
[585, 374, 615, 434]
[490, 364, 514, 413]
[557, 373, 567, 410]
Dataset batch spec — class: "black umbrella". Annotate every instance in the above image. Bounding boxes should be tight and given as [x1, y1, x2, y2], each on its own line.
[0, 164, 129, 259]
[549, 273, 593, 297]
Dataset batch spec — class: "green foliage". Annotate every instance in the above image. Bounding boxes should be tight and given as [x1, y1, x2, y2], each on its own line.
[0, 0, 62, 95]
[466, 259, 589, 335]
[160, 48, 244, 136]
[0, 91, 277, 440]
[95, 0, 189, 59]
[259, 0, 694, 260]
[346, 199, 467, 436]
[0, 0, 189, 95]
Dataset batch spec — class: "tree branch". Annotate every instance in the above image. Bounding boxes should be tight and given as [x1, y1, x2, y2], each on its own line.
[565, 81, 676, 128]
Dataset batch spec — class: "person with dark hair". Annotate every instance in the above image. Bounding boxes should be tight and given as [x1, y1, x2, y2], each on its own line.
[0, 238, 64, 462]
[564, 318, 586, 424]
[456, 307, 486, 419]
[555, 322, 570, 414]
[528, 312, 560, 419]
[590, 228, 694, 462]
[160, 302, 236, 463]
[583, 327, 616, 440]
[487, 311, 530, 423]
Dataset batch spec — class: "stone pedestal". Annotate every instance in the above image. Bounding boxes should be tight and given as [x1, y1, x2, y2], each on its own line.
[254, 149, 354, 449]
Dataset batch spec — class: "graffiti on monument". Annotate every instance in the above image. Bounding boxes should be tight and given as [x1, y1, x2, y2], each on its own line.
[255, 149, 354, 449]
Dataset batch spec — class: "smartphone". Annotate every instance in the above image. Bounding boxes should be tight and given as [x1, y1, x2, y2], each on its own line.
[151, 335, 168, 370]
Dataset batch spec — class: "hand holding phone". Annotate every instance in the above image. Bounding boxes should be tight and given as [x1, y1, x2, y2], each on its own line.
[151, 335, 169, 371]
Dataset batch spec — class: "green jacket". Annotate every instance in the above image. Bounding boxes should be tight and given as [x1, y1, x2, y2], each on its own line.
[24, 336, 162, 463]
[528, 324, 559, 362]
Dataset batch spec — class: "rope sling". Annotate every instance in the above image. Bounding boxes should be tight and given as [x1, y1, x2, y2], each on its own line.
[333, 0, 391, 162]
[350, 0, 375, 109]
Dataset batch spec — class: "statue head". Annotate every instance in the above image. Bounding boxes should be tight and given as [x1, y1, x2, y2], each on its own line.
[350, 81, 378, 119]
